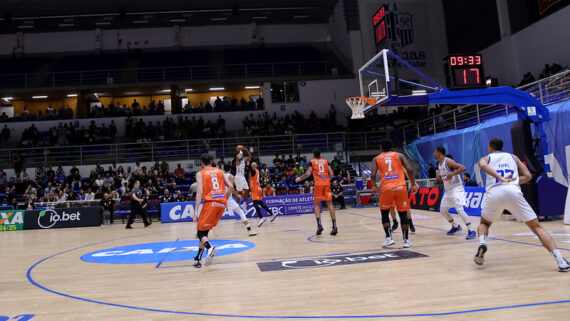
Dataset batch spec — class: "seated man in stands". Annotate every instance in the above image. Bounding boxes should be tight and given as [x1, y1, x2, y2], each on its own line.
[263, 184, 275, 197]
[340, 166, 351, 184]
[174, 163, 186, 184]
[332, 181, 346, 210]
[161, 189, 175, 203]
[301, 181, 313, 194]
[463, 173, 478, 187]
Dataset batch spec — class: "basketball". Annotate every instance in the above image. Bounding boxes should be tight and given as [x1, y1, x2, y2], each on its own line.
[236, 145, 245, 151]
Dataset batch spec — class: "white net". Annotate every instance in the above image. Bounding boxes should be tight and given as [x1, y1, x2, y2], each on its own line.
[345, 97, 375, 119]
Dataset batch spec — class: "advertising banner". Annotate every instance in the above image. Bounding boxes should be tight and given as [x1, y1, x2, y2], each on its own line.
[449, 187, 486, 216]
[160, 202, 239, 223]
[161, 194, 316, 223]
[409, 186, 486, 216]
[246, 194, 316, 217]
[24, 207, 101, 230]
[409, 187, 443, 212]
[0, 210, 25, 232]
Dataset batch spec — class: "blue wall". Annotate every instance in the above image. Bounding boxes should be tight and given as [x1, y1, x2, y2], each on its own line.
[405, 100, 570, 186]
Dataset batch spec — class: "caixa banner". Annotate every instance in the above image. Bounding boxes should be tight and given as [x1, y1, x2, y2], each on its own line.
[161, 201, 239, 223]
[24, 207, 101, 230]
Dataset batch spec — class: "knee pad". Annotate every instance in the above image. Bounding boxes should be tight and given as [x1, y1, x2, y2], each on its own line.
[197, 230, 209, 240]
[398, 211, 409, 225]
[381, 210, 391, 224]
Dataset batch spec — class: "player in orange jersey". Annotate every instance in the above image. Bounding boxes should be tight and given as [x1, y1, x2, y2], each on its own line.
[295, 149, 337, 235]
[192, 153, 234, 268]
[250, 162, 278, 227]
[371, 139, 418, 248]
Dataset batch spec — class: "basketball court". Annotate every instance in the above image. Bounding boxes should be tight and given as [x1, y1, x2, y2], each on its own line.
[3, 208, 569, 320]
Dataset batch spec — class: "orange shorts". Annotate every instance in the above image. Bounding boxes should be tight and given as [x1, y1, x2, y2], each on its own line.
[314, 184, 332, 202]
[197, 201, 226, 231]
[251, 188, 262, 201]
[379, 186, 410, 211]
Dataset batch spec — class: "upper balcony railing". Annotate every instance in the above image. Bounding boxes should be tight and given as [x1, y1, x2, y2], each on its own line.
[0, 61, 340, 89]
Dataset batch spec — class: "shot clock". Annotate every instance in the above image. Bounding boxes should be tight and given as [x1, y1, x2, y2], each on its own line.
[443, 54, 486, 90]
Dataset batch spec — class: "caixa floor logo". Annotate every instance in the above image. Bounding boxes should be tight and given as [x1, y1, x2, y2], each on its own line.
[81, 240, 255, 264]
[38, 209, 81, 229]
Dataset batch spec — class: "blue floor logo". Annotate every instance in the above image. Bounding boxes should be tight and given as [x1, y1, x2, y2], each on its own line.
[81, 240, 255, 264]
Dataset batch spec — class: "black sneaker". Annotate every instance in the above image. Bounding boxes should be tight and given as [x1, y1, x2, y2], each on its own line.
[125, 225, 133, 229]
[193, 260, 202, 268]
[316, 225, 324, 235]
[409, 222, 416, 233]
[391, 221, 399, 232]
[144, 221, 152, 228]
[330, 227, 338, 236]
[474, 244, 487, 265]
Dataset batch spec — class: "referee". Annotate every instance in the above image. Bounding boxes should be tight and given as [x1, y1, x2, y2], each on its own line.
[126, 180, 151, 229]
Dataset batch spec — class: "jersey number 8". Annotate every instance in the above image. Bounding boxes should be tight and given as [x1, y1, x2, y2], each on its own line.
[212, 177, 220, 190]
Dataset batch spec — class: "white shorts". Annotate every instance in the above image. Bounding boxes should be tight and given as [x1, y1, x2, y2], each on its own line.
[227, 198, 247, 222]
[440, 187, 466, 209]
[235, 176, 249, 191]
[481, 184, 537, 223]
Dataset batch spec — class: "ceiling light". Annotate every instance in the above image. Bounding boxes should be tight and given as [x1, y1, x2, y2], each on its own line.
[209, 87, 225, 91]
[252, 16, 268, 20]
[32, 95, 48, 99]
[132, 20, 148, 24]
[184, 88, 193, 92]
[294, 15, 309, 19]
[95, 22, 111, 26]
[59, 23, 74, 27]
[161, 89, 171, 93]
[2, 97, 13, 100]
[66, 94, 78, 97]
[211, 18, 227, 21]
[245, 86, 260, 89]
[18, 25, 34, 29]
[170, 19, 186, 23]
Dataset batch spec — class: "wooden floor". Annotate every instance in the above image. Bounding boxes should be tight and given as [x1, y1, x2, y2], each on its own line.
[2, 208, 569, 321]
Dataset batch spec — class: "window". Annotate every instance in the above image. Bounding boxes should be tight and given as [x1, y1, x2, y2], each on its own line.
[270, 82, 300, 103]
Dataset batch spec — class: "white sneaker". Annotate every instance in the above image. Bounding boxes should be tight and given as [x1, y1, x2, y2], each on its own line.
[558, 258, 569, 272]
[257, 217, 267, 227]
[403, 239, 412, 248]
[203, 246, 218, 267]
[382, 237, 395, 248]
[248, 229, 257, 236]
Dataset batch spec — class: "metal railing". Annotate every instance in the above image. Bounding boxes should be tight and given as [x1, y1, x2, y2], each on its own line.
[0, 131, 398, 168]
[0, 61, 337, 89]
[397, 69, 570, 140]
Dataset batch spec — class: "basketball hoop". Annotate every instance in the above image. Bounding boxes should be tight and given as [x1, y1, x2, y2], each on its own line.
[345, 97, 376, 119]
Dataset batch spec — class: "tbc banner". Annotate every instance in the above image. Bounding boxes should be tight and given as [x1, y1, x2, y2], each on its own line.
[246, 194, 315, 217]
[0, 210, 25, 232]
[24, 207, 101, 230]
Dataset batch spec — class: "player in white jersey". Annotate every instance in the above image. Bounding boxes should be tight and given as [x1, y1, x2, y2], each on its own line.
[434, 147, 477, 239]
[474, 138, 569, 272]
[235, 146, 252, 212]
[223, 164, 257, 236]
